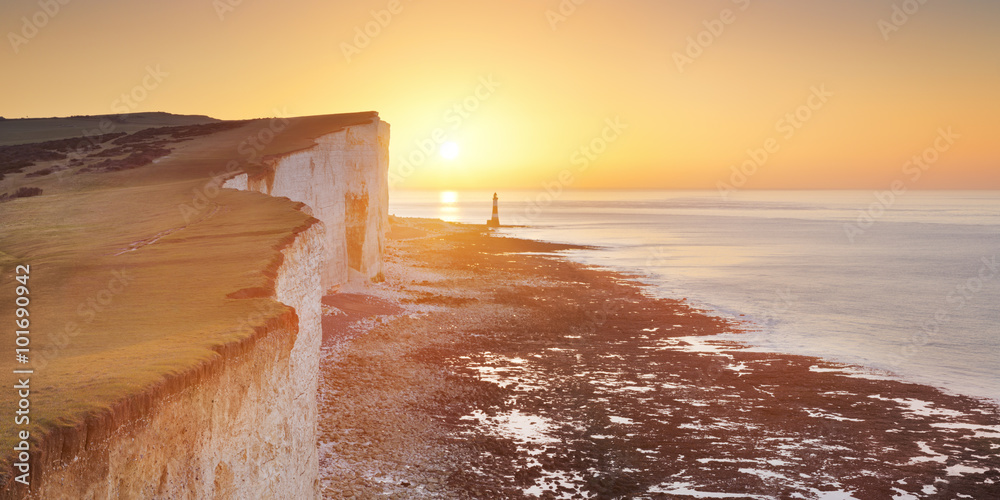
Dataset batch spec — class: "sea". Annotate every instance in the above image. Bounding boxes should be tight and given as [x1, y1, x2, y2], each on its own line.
[390, 190, 1000, 403]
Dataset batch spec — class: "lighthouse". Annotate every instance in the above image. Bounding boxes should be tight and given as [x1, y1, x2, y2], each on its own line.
[487, 192, 500, 227]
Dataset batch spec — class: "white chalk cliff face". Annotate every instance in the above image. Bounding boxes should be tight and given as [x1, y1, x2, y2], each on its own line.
[30, 222, 326, 499]
[21, 116, 389, 499]
[224, 118, 390, 289]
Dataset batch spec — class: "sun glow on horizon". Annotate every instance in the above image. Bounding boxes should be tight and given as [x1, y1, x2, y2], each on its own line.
[439, 191, 459, 204]
[437, 190, 460, 221]
[440, 141, 460, 160]
[2, 1, 999, 190]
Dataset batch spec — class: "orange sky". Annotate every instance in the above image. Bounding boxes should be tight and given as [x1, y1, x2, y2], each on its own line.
[2, 0, 999, 190]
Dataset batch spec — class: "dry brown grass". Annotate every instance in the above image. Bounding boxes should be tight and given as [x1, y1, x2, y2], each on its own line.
[0, 112, 378, 481]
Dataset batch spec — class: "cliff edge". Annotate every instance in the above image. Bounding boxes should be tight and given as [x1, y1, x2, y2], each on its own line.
[0, 112, 389, 498]
[225, 116, 390, 288]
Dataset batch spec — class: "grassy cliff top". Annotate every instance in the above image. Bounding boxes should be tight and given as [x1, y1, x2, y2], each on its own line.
[0, 112, 220, 146]
[0, 111, 379, 477]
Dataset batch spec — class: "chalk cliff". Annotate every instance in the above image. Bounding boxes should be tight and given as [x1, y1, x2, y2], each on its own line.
[26, 220, 326, 499]
[224, 118, 390, 289]
[1, 113, 390, 499]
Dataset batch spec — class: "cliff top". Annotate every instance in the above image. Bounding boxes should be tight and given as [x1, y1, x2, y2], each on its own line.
[0, 112, 220, 147]
[0, 111, 381, 483]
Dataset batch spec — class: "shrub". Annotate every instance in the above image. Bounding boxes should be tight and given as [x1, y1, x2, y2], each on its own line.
[26, 167, 54, 178]
[13, 186, 42, 198]
[0, 186, 43, 203]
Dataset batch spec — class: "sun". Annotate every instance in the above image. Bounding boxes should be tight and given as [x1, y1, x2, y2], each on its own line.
[439, 191, 458, 204]
[440, 141, 460, 160]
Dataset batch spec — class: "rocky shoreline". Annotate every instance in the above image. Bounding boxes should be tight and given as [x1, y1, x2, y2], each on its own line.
[317, 217, 999, 499]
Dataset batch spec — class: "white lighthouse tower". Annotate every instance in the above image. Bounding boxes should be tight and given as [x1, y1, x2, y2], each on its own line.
[487, 192, 500, 227]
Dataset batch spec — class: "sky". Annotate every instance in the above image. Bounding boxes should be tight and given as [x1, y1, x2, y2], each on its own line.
[2, 0, 999, 190]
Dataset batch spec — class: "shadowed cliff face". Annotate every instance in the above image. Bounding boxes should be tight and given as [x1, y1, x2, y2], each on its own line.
[346, 191, 369, 272]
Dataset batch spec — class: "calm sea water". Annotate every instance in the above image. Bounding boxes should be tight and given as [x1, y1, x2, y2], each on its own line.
[390, 190, 1000, 402]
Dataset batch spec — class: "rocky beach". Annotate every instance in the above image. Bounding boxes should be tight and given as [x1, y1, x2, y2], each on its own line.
[316, 217, 1000, 499]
